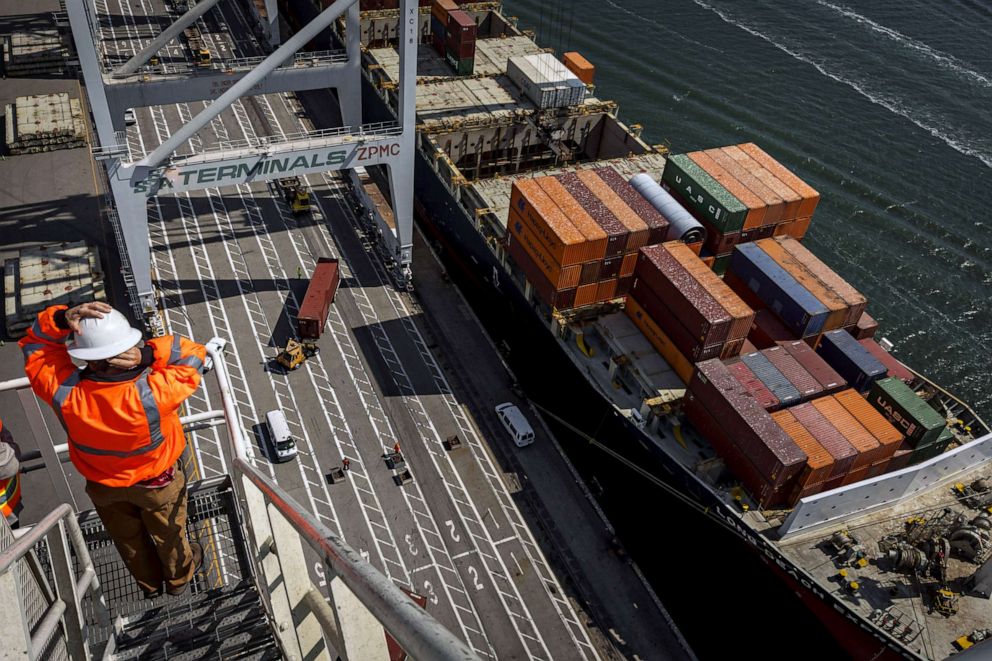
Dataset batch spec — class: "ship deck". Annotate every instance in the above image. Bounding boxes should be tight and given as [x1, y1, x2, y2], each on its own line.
[0, 0, 692, 658]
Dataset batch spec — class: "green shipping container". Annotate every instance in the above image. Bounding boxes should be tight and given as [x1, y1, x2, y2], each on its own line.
[867, 377, 945, 448]
[445, 50, 474, 75]
[662, 154, 748, 234]
[713, 253, 732, 276]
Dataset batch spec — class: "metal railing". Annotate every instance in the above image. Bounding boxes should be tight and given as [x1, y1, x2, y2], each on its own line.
[167, 121, 402, 159]
[0, 342, 478, 661]
[104, 49, 351, 80]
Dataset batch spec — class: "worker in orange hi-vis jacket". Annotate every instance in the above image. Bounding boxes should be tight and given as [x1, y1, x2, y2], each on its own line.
[19, 301, 206, 599]
[0, 417, 23, 529]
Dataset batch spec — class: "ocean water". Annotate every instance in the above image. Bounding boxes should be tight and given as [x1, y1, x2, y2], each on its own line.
[504, 0, 992, 418]
[498, 1, 992, 657]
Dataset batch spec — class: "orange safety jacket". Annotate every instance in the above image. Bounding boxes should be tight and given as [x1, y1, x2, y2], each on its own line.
[0, 419, 20, 519]
[19, 305, 206, 487]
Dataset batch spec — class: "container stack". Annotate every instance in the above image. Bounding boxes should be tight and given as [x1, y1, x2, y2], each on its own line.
[867, 377, 950, 464]
[4, 94, 87, 155]
[506, 53, 586, 109]
[858, 338, 915, 384]
[506, 169, 671, 313]
[725, 344, 841, 411]
[430, 0, 457, 56]
[684, 359, 807, 508]
[562, 52, 595, 85]
[661, 144, 820, 273]
[444, 10, 476, 75]
[2, 31, 70, 77]
[815, 330, 887, 393]
[625, 242, 753, 383]
[723, 237, 867, 348]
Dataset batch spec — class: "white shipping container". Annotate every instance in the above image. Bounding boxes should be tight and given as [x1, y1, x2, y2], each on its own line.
[506, 53, 586, 109]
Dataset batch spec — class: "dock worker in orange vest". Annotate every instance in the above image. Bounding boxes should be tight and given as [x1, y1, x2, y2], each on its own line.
[20, 301, 206, 598]
[0, 417, 22, 529]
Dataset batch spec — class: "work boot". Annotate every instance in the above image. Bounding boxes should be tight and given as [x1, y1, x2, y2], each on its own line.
[167, 541, 203, 596]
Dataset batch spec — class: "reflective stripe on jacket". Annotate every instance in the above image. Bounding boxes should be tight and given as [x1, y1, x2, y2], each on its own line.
[19, 305, 206, 487]
[0, 473, 20, 518]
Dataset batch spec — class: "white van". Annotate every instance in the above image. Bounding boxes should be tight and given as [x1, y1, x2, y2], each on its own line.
[265, 410, 298, 462]
[495, 403, 535, 447]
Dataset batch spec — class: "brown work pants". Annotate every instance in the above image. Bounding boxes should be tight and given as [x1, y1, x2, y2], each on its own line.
[85, 467, 195, 594]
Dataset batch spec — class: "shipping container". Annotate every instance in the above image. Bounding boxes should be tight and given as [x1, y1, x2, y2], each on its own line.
[597, 278, 618, 302]
[721, 145, 803, 221]
[721, 338, 746, 360]
[446, 40, 476, 59]
[430, 0, 458, 23]
[762, 345, 822, 399]
[506, 234, 576, 309]
[867, 377, 946, 448]
[595, 168, 669, 244]
[771, 409, 834, 489]
[562, 51, 595, 84]
[662, 154, 748, 234]
[620, 252, 637, 278]
[575, 282, 599, 308]
[730, 243, 829, 338]
[702, 223, 740, 255]
[625, 296, 694, 384]
[445, 52, 474, 75]
[579, 260, 601, 286]
[888, 442, 913, 472]
[506, 53, 586, 109]
[741, 351, 801, 406]
[297, 257, 340, 339]
[739, 224, 777, 244]
[558, 173, 629, 257]
[816, 329, 887, 392]
[726, 359, 781, 411]
[712, 254, 732, 276]
[834, 389, 902, 461]
[774, 237, 866, 326]
[507, 209, 582, 289]
[536, 176, 609, 258]
[850, 311, 879, 340]
[629, 281, 723, 361]
[858, 338, 915, 383]
[812, 395, 884, 467]
[617, 275, 635, 297]
[601, 256, 622, 279]
[755, 238, 849, 332]
[779, 217, 812, 240]
[576, 170, 649, 252]
[706, 148, 785, 225]
[689, 359, 807, 488]
[683, 394, 789, 508]
[790, 402, 859, 479]
[738, 143, 820, 218]
[777, 340, 846, 393]
[429, 14, 446, 39]
[446, 10, 475, 39]
[687, 151, 768, 229]
[510, 179, 588, 265]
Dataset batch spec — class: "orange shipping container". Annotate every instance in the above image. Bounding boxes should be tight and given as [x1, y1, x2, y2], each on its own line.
[510, 179, 587, 265]
[625, 296, 695, 384]
[738, 143, 820, 219]
[783, 217, 812, 240]
[756, 238, 848, 332]
[562, 51, 595, 85]
[621, 252, 637, 277]
[812, 395, 882, 468]
[507, 208, 582, 289]
[535, 177, 610, 261]
[771, 409, 834, 488]
[597, 278, 618, 302]
[833, 389, 902, 461]
[688, 151, 767, 229]
[775, 237, 866, 326]
[576, 170, 650, 252]
[686, 240, 703, 255]
[575, 282, 599, 308]
[707, 147, 786, 225]
[722, 145, 804, 221]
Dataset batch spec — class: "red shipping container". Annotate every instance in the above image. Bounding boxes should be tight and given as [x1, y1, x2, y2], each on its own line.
[703, 224, 740, 255]
[576, 170, 650, 252]
[579, 261, 601, 286]
[723, 271, 765, 311]
[858, 338, 915, 383]
[446, 40, 476, 58]
[690, 360, 807, 487]
[558, 173, 628, 258]
[773, 409, 834, 487]
[841, 465, 871, 487]
[727, 359, 781, 411]
[866, 459, 890, 479]
[762, 345, 822, 399]
[617, 275, 634, 297]
[741, 339, 759, 354]
[888, 443, 913, 472]
[601, 256, 622, 279]
[721, 338, 746, 360]
[594, 167, 669, 245]
[850, 311, 878, 340]
[790, 402, 859, 478]
[777, 340, 846, 393]
[446, 10, 476, 38]
[749, 309, 794, 349]
[297, 257, 340, 339]
[789, 480, 825, 504]
[630, 282, 723, 361]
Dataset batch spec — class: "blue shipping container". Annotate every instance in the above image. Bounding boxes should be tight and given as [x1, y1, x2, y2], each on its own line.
[729, 243, 829, 338]
[816, 329, 887, 392]
[430, 15, 446, 38]
[741, 352, 802, 406]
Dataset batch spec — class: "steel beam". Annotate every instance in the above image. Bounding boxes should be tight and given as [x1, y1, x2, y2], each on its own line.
[113, 0, 224, 77]
[138, 0, 358, 171]
[385, 0, 417, 275]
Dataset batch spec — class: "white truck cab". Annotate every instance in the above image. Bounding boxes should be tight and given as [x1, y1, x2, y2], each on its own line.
[495, 402, 535, 447]
[265, 410, 298, 462]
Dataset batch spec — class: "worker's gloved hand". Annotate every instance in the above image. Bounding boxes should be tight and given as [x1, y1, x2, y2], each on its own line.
[107, 346, 143, 370]
[65, 301, 113, 334]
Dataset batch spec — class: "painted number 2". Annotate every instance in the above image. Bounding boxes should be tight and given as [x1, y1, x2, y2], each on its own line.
[468, 566, 484, 591]
[445, 520, 460, 543]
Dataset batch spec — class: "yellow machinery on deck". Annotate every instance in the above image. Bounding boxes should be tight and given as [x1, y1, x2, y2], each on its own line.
[278, 177, 311, 214]
[276, 339, 319, 371]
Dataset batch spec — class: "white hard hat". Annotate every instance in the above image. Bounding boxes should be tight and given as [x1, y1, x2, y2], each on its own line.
[67, 308, 143, 361]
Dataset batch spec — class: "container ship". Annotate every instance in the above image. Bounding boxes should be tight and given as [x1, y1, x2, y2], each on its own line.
[278, 1, 992, 657]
